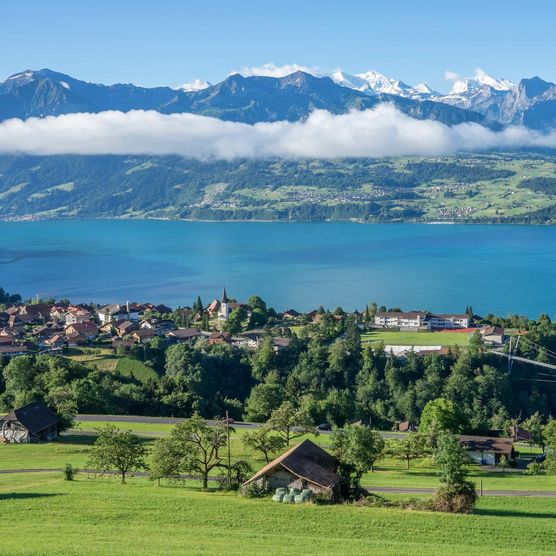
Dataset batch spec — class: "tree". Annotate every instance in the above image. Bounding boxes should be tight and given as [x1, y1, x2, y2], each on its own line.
[419, 397, 466, 442]
[268, 401, 315, 444]
[432, 432, 477, 513]
[168, 414, 228, 489]
[149, 436, 182, 486]
[242, 427, 287, 463]
[387, 434, 428, 469]
[434, 432, 468, 486]
[543, 418, 556, 474]
[331, 424, 385, 495]
[87, 425, 148, 483]
[523, 411, 545, 449]
[223, 306, 247, 334]
[243, 378, 284, 422]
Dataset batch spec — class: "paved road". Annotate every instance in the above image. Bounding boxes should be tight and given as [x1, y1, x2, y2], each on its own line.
[1, 467, 555, 497]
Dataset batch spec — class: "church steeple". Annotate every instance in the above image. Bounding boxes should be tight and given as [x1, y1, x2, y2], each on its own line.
[219, 287, 230, 320]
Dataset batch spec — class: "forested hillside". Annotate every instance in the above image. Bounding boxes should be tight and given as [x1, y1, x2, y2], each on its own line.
[2, 152, 556, 223]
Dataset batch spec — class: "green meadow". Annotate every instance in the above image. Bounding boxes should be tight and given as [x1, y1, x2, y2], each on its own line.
[0, 420, 555, 554]
[0, 472, 555, 556]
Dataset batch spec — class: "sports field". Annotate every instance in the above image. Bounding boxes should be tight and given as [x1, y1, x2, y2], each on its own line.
[361, 330, 472, 347]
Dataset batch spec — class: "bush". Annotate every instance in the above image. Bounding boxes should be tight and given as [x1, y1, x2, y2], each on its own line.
[356, 494, 431, 511]
[431, 481, 477, 514]
[242, 482, 273, 499]
[525, 461, 545, 475]
[63, 463, 77, 481]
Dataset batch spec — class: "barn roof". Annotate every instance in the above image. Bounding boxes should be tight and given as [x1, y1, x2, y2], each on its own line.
[243, 439, 341, 490]
[459, 435, 513, 455]
[1, 401, 59, 434]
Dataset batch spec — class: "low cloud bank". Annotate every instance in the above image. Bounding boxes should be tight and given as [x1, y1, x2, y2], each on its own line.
[1, 105, 556, 160]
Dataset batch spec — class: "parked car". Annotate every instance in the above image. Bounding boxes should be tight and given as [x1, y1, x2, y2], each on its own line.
[315, 423, 331, 431]
[221, 417, 235, 425]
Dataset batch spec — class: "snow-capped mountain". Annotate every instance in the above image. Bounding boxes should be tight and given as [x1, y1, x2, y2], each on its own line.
[3, 66, 556, 129]
[180, 78, 211, 92]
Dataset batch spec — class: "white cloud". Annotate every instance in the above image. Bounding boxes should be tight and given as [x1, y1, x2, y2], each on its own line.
[444, 70, 461, 82]
[0, 105, 555, 160]
[231, 62, 322, 78]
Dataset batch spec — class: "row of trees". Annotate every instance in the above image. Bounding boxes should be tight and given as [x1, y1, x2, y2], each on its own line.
[3, 304, 556, 434]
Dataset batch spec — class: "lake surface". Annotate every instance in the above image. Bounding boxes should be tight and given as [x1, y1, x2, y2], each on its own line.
[1, 220, 555, 317]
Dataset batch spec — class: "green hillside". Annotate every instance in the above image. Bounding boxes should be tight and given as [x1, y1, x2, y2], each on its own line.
[1, 152, 556, 223]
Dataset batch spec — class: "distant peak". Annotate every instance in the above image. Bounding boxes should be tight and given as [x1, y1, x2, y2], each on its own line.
[180, 78, 211, 92]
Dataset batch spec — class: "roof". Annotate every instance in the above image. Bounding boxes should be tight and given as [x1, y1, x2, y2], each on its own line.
[222, 288, 229, 304]
[510, 425, 532, 442]
[168, 328, 201, 339]
[376, 311, 427, 319]
[429, 314, 468, 319]
[459, 435, 513, 455]
[243, 439, 341, 490]
[1, 401, 59, 434]
[481, 325, 505, 336]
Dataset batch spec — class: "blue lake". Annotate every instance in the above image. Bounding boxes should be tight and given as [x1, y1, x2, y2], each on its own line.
[1, 220, 555, 317]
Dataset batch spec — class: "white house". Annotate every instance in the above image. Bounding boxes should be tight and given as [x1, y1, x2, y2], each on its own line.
[374, 311, 428, 330]
[428, 314, 469, 330]
[459, 435, 513, 465]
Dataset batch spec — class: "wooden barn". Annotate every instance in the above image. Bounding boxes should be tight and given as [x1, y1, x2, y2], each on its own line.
[242, 439, 341, 498]
[0, 401, 59, 443]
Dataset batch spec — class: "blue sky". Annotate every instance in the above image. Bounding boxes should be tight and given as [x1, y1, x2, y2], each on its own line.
[3, 0, 556, 92]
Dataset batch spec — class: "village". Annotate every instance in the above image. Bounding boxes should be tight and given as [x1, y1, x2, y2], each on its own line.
[0, 288, 508, 359]
[0, 290, 554, 551]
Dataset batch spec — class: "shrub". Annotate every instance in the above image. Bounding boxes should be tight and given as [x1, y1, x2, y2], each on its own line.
[356, 494, 431, 511]
[525, 461, 545, 475]
[431, 481, 477, 514]
[242, 482, 273, 498]
[63, 463, 77, 481]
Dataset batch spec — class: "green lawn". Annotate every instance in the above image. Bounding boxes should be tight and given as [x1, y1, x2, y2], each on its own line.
[0, 473, 555, 555]
[362, 330, 471, 347]
[115, 357, 159, 382]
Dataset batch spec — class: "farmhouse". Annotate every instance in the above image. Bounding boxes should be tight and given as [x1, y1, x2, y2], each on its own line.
[167, 327, 202, 343]
[459, 435, 514, 465]
[243, 439, 341, 498]
[480, 326, 506, 346]
[0, 401, 59, 443]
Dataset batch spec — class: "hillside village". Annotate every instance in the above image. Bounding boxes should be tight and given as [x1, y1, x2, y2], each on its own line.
[0, 287, 508, 360]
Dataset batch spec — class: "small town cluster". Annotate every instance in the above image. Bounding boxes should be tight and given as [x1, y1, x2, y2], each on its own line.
[0, 289, 506, 358]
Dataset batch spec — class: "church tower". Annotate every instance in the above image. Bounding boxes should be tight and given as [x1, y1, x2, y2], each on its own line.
[219, 287, 230, 320]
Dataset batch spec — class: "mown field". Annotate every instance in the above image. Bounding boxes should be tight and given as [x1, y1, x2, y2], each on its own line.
[361, 330, 471, 347]
[1, 419, 555, 554]
[0, 472, 555, 555]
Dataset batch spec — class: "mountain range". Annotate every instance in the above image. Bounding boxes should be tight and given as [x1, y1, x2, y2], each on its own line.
[3, 67, 556, 129]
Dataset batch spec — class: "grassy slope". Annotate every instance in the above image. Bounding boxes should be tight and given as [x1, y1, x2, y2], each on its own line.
[0, 473, 555, 555]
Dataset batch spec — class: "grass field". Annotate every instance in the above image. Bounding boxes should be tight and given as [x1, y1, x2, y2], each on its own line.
[1, 422, 554, 492]
[0, 473, 555, 555]
[361, 330, 471, 347]
[1, 418, 556, 554]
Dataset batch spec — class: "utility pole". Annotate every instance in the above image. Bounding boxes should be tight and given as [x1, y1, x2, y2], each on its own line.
[226, 410, 231, 486]
[507, 337, 512, 372]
